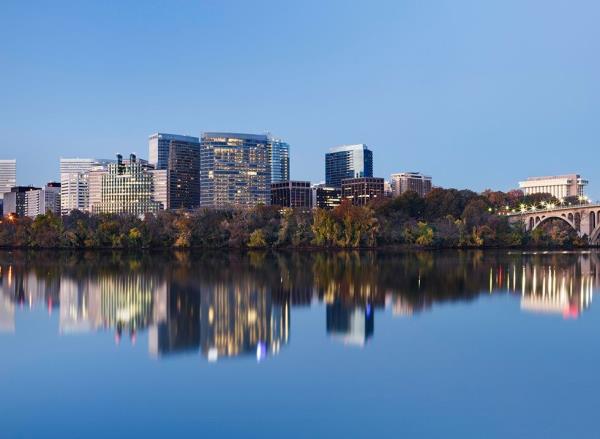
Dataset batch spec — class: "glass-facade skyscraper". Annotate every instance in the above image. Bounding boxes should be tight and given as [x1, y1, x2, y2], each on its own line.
[168, 139, 201, 209]
[267, 138, 290, 183]
[325, 144, 373, 188]
[148, 133, 200, 170]
[200, 132, 271, 208]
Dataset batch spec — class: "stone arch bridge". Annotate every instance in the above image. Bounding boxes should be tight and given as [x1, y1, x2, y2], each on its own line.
[506, 204, 600, 244]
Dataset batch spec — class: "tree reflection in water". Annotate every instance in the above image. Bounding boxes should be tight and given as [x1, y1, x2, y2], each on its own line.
[0, 250, 597, 359]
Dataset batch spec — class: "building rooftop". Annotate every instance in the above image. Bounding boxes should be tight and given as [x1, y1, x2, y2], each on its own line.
[328, 144, 369, 153]
[522, 174, 583, 182]
[202, 132, 268, 141]
[149, 133, 199, 142]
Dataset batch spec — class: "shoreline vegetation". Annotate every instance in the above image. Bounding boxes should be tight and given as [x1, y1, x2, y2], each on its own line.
[0, 188, 594, 250]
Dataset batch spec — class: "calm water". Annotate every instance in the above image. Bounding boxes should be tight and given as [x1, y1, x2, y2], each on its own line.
[1, 250, 599, 438]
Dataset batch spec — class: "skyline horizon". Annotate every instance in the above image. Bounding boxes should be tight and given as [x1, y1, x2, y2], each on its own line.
[1, 134, 595, 199]
[2, 1, 599, 198]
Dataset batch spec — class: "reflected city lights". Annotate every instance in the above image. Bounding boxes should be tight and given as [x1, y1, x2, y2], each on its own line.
[0, 250, 599, 362]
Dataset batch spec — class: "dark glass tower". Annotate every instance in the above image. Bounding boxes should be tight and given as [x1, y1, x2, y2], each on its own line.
[168, 140, 201, 209]
[148, 133, 200, 170]
[325, 144, 373, 188]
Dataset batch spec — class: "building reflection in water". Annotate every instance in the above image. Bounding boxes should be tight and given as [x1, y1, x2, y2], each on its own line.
[148, 280, 199, 356]
[59, 274, 165, 344]
[1, 251, 599, 361]
[200, 281, 289, 362]
[486, 252, 598, 319]
[326, 299, 373, 346]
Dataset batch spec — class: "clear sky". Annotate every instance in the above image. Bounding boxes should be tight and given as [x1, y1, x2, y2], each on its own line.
[1, 0, 599, 198]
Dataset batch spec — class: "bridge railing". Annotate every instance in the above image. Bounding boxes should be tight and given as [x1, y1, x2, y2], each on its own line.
[501, 202, 600, 217]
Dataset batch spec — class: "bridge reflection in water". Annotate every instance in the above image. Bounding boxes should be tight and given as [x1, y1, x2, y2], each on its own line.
[0, 250, 598, 361]
[485, 252, 597, 319]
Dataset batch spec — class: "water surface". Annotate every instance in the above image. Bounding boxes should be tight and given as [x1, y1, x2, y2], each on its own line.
[0, 250, 598, 438]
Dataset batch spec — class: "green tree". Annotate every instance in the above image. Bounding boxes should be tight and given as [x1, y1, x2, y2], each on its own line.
[248, 229, 267, 248]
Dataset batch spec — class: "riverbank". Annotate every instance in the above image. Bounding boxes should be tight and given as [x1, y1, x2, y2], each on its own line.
[1, 188, 592, 250]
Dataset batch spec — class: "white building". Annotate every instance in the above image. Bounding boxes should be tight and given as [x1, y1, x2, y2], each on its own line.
[518, 174, 587, 200]
[24, 183, 61, 218]
[150, 169, 168, 210]
[60, 158, 113, 214]
[0, 159, 17, 200]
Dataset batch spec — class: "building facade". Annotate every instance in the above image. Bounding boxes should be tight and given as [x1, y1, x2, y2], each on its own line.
[3, 186, 40, 217]
[271, 181, 312, 209]
[148, 133, 200, 171]
[391, 172, 432, 198]
[325, 144, 373, 188]
[0, 160, 17, 200]
[24, 182, 61, 217]
[60, 158, 113, 214]
[267, 137, 290, 183]
[87, 166, 107, 213]
[92, 154, 162, 216]
[168, 139, 201, 209]
[150, 170, 168, 210]
[312, 184, 342, 210]
[518, 174, 588, 200]
[341, 177, 385, 206]
[200, 132, 271, 208]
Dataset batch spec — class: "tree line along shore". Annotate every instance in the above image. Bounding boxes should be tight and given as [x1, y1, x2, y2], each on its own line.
[0, 188, 592, 249]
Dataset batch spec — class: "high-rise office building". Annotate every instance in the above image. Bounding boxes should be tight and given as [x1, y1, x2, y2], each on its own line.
[168, 139, 201, 209]
[200, 132, 271, 208]
[271, 181, 312, 208]
[92, 154, 162, 216]
[325, 144, 373, 188]
[391, 172, 432, 198]
[0, 160, 17, 199]
[518, 174, 588, 200]
[148, 133, 200, 171]
[341, 177, 385, 206]
[267, 137, 290, 183]
[60, 158, 97, 175]
[60, 158, 113, 214]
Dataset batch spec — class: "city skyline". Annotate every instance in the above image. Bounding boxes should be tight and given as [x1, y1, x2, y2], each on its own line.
[2, 1, 599, 199]
[1, 140, 596, 202]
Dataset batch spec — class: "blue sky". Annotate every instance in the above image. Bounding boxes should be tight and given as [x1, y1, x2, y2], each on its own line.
[1, 0, 599, 198]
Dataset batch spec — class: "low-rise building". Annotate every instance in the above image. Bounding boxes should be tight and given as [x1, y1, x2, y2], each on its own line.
[312, 184, 342, 210]
[3, 186, 40, 217]
[25, 182, 61, 217]
[390, 172, 432, 198]
[341, 177, 385, 206]
[271, 181, 312, 209]
[518, 174, 587, 200]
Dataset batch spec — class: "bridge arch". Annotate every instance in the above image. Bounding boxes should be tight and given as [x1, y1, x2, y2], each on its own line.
[531, 214, 578, 234]
[590, 211, 596, 235]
